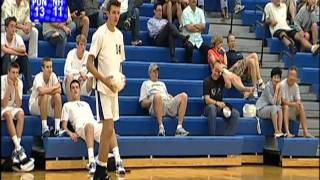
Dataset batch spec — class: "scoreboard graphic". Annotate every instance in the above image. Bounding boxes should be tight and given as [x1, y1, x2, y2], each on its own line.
[30, 0, 68, 22]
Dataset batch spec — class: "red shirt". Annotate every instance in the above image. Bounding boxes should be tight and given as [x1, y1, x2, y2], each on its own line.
[208, 48, 226, 68]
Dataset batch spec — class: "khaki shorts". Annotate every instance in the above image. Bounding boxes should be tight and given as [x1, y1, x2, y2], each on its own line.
[149, 95, 181, 117]
[289, 106, 299, 121]
[229, 60, 250, 81]
[96, 91, 119, 121]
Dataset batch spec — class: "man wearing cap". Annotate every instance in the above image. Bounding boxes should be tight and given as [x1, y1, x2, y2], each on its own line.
[139, 63, 189, 136]
[203, 61, 240, 136]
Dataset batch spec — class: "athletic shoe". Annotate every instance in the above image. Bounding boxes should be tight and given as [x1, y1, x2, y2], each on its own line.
[131, 40, 142, 46]
[175, 127, 189, 136]
[42, 127, 50, 138]
[288, 43, 297, 54]
[253, 89, 258, 99]
[116, 160, 126, 174]
[158, 128, 166, 136]
[234, 4, 245, 14]
[311, 44, 320, 56]
[93, 164, 109, 180]
[124, 19, 131, 31]
[54, 129, 67, 137]
[87, 162, 96, 175]
[11, 149, 20, 164]
[257, 80, 265, 92]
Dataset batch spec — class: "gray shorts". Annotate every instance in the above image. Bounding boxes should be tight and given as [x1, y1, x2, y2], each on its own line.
[288, 106, 299, 121]
[149, 95, 181, 117]
[257, 105, 282, 119]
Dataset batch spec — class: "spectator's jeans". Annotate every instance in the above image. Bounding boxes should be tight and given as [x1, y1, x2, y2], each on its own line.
[1, 54, 32, 93]
[204, 104, 239, 136]
[155, 23, 186, 58]
[88, 10, 105, 28]
[17, 27, 39, 58]
[44, 22, 76, 58]
[118, 8, 140, 41]
[184, 41, 210, 63]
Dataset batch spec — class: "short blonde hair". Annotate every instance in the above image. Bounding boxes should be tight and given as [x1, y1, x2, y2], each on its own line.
[76, 34, 87, 45]
[212, 35, 223, 47]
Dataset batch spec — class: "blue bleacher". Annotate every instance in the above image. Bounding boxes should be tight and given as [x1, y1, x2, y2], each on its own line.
[300, 68, 319, 85]
[278, 138, 319, 156]
[1, 136, 34, 157]
[283, 53, 320, 68]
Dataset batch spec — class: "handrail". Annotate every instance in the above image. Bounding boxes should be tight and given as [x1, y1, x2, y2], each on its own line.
[255, 4, 267, 66]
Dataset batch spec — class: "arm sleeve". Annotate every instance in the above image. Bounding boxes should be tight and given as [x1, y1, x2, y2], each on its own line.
[200, 9, 206, 24]
[18, 79, 23, 100]
[264, 3, 271, 21]
[293, 8, 304, 32]
[182, 10, 191, 26]
[203, 79, 210, 96]
[61, 105, 69, 122]
[16, 35, 25, 48]
[265, 84, 276, 105]
[295, 84, 301, 101]
[64, 51, 80, 76]
[51, 73, 59, 85]
[89, 31, 102, 58]
[139, 81, 148, 102]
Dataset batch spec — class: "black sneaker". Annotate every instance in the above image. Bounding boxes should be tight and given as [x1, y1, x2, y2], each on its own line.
[41, 128, 50, 138]
[54, 129, 67, 137]
[93, 164, 109, 180]
[288, 43, 297, 54]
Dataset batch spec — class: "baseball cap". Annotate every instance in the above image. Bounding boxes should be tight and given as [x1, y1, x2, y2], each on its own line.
[148, 63, 160, 74]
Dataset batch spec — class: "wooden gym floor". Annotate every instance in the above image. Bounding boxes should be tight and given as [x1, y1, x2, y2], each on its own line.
[1, 166, 319, 180]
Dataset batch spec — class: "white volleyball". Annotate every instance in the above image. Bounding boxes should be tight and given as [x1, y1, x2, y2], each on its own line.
[111, 72, 126, 92]
[223, 107, 231, 118]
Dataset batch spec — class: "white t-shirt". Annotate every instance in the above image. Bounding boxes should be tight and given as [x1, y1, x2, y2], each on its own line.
[139, 79, 171, 102]
[61, 100, 96, 131]
[64, 48, 89, 78]
[1, 75, 23, 108]
[1, 32, 25, 59]
[280, 78, 301, 102]
[89, 24, 125, 97]
[264, 2, 291, 36]
[29, 72, 59, 106]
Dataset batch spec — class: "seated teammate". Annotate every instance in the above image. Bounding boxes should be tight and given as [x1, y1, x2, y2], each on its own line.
[61, 80, 126, 175]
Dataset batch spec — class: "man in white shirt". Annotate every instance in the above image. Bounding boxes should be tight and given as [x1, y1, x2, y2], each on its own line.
[86, 0, 125, 179]
[139, 63, 189, 136]
[264, 0, 319, 55]
[61, 80, 126, 175]
[1, 16, 32, 93]
[1, 62, 34, 172]
[1, 0, 38, 58]
[63, 34, 93, 99]
[181, 0, 209, 63]
[28, 57, 64, 138]
[281, 66, 314, 138]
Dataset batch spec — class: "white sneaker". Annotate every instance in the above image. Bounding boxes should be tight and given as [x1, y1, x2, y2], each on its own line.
[234, 4, 245, 14]
[86, 161, 96, 175]
[257, 79, 265, 92]
[175, 127, 189, 136]
[116, 160, 126, 174]
[158, 128, 166, 136]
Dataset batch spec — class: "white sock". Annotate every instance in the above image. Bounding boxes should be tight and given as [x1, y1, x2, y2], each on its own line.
[17, 137, 21, 145]
[159, 124, 164, 130]
[96, 158, 108, 167]
[42, 120, 48, 131]
[12, 135, 21, 151]
[177, 124, 183, 130]
[112, 147, 121, 163]
[55, 118, 60, 130]
[257, 78, 263, 85]
[88, 147, 95, 163]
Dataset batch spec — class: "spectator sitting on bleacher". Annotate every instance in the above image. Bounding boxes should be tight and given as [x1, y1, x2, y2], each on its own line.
[63, 35, 93, 100]
[84, 0, 105, 28]
[103, 0, 143, 46]
[1, 0, 38, 58]
[68, 0, 90, 38]
[284, 0, 298, 24]
[147, 3, 190, 63]
[281, 66, 314, 138]
[1, 16, 32, 94]
[61, 80, 126, 175]
[139, 63, 189, 136]
[203, 61, 240, 136]
[219, 0, 245, 19]
[226, 33, 266, 98]
[1, 62, 35, 172]
[256, 67, 284, 138]
[43, 7, 76, 58]
[264, 0, 320, 55]
[156, 0, 183, 29]
[29, 57, 65, 138]
[294, 0, 319, 46]
[208, 35, 255, 98]
[181, 0, 210, 63]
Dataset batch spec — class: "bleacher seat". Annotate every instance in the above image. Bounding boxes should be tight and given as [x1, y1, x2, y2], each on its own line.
[283, 53, 320, 68]
[300, 68, 319, 85]
[242, 10, 263, 26]
[1, 136, 34, 157]
[278, 138, 319, 156]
